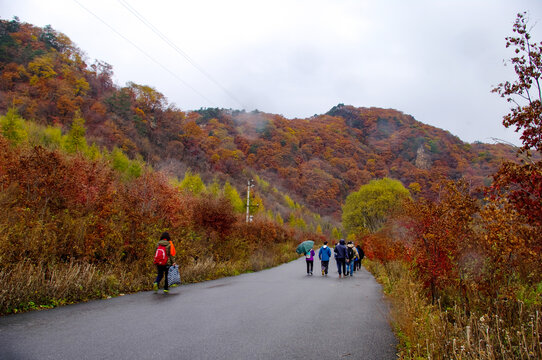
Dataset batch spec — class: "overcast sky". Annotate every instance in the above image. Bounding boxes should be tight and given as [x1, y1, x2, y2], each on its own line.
[2, 0, 542, 145]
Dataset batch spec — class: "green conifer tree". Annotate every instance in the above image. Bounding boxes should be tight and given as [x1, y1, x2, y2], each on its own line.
[64, 111, 88, 153]
[0, 108, 27, 145]
[180, 170, 206, 195]
[224, 181, 244, 213]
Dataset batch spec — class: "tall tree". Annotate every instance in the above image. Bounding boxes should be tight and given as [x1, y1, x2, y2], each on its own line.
[224, 181, 244, 213]
[492, 12, 542, 153]
[491, 12, 542, 227]
[64, 111, 87, 153]
[0, 108, 27, 145]
[179, 170, 206, 195]
[342, 178, 410, 235]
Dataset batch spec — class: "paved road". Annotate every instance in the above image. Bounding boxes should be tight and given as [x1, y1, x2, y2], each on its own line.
[0, 256, 397, 359]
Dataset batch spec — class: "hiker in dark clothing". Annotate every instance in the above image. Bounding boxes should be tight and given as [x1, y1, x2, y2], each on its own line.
[346, 241, 358, 276]
[153, 232, 176, 293]
[334, 239, 348, 278]
[356, 244, 364, 270]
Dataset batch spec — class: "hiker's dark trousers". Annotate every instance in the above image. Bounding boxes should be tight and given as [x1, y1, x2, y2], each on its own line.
[321, 260, 329, 274]
[336, 258, 346, 275]
[306, 260, 313, 274]
[155, 265, 169, 290]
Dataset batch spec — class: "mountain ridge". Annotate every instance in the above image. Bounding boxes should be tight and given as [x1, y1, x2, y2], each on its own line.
[0, 18, 519, 217]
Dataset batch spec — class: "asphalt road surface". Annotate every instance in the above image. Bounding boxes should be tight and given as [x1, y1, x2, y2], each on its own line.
[1, 256, 397, 359]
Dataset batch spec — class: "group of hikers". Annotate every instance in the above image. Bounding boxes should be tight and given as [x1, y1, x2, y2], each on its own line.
[304, 239, 364, 278]
[151, 233, 366, 294]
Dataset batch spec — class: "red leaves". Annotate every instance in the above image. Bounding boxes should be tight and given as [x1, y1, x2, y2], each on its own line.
[364, 14, 542, 303]
[191, 195, 236, 236]
[364, 175, 542, 305]
[363, 231, 404, 263]
[489, 160, 542, 227]
[493, 12, 542, 153]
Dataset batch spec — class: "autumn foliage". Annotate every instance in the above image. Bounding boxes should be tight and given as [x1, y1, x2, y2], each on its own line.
[1, 16, 540, 345]
[0, 128, 328, 313]
[358, 13, 542, 358]
[0, 17, 521, 219]
[362, 177, 541, 302]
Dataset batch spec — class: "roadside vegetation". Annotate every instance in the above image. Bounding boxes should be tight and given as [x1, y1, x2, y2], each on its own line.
[365, 260, 541, 359]
[354, 13, 542, 359]
[0, 16, 338, 316]
[0, 116, 322, 315]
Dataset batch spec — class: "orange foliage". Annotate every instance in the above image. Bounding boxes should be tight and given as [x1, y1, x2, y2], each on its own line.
[0, 18, 522, 219]
[0, 136, 305, 268]
[363, 232, 405, 263]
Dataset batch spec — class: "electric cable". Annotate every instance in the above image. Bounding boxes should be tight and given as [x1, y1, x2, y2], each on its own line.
[117, 0, 246, 109]
[72, 0, 216, 106]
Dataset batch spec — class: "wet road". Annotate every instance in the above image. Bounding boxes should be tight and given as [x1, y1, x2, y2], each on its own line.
[0, 256, 397, 359]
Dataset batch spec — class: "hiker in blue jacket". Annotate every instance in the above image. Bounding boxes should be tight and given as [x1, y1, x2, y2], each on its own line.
[334, 239, 348, 278]
[318, 241, 332, 276]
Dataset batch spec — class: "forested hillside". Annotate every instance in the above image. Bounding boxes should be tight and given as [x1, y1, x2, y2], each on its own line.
[351, 13, 542, 359]
[0, 17, 327, 314]
[2, 13, 540, 358]
[0, 17, 518, 219]
[3, 16, 538, 337]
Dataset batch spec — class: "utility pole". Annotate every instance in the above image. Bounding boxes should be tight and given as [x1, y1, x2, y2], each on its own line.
[246, 179, 254, 223]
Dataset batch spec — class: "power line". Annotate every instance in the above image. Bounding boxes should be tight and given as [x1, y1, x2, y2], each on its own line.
[117, 0, 246, 109]
[72, 0, 216, 106]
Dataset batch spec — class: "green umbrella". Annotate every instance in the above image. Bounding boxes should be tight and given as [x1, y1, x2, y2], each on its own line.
[296, 240, 314, 255]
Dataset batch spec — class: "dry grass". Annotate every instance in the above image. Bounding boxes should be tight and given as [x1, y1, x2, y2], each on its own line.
[1, 242, 299, 315]
[180, 257, 242, 283]
[0, 260, 150, 314]
[365, 259, 542, 360]
[181, 242, 298, 283]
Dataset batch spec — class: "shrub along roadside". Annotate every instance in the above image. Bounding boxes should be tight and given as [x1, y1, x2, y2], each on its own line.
[365, 259, 542, 360]
[0, 135, 309, 315]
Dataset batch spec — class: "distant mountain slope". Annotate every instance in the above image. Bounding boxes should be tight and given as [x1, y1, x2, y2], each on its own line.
[212, 105, 516, 214]
[0, 18, 518, 217]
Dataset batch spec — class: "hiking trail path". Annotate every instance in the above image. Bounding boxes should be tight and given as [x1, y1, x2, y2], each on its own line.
[1, 255, 397, 359]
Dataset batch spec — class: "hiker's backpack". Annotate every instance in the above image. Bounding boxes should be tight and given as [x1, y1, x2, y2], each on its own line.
[347, 247, 354, 259]
[153, 244, 168, 265]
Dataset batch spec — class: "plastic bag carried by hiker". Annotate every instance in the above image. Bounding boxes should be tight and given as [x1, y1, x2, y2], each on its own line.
[168, 264, 181, 286]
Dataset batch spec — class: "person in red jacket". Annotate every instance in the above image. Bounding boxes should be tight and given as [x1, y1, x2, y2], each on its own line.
[152, 232, 176, 293]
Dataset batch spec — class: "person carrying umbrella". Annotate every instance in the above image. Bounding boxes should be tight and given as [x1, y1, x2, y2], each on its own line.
[305, 247, 315, 275]
[296, 240, 315, 275]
